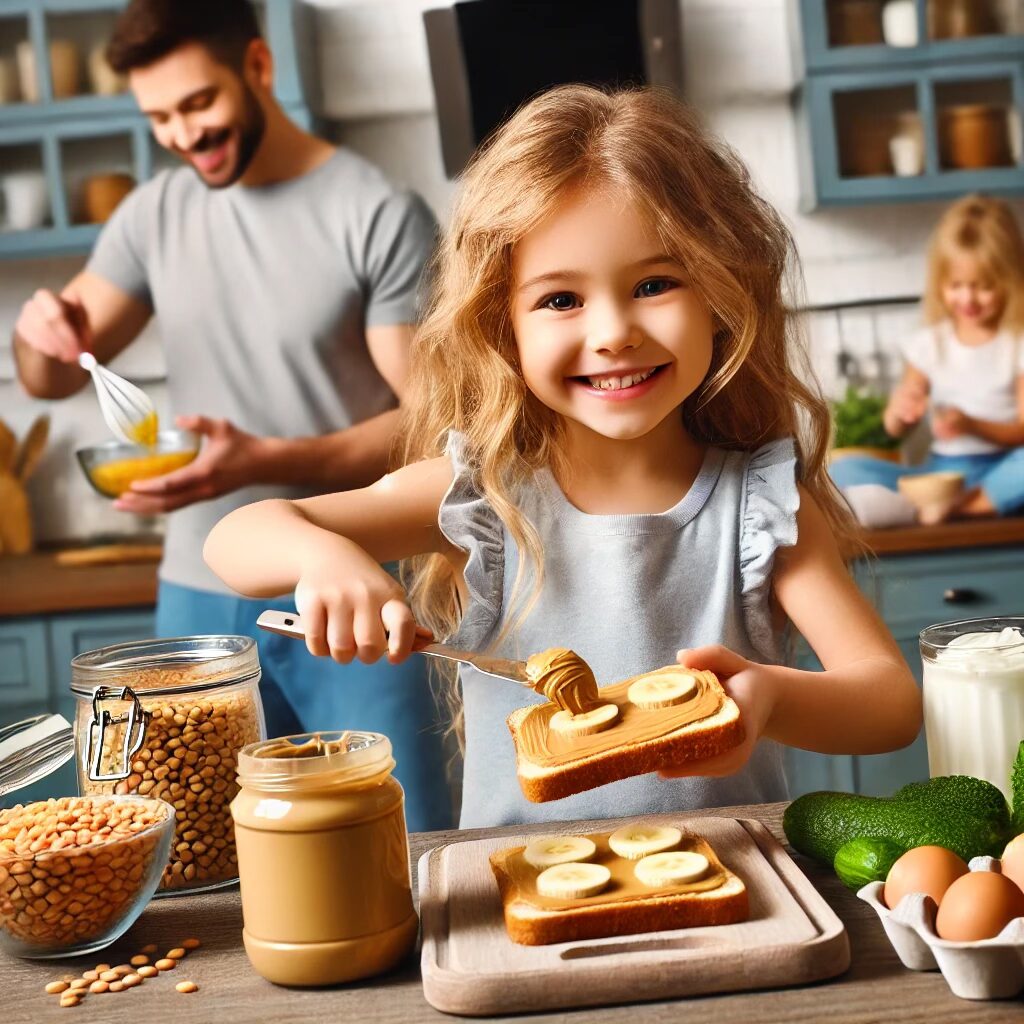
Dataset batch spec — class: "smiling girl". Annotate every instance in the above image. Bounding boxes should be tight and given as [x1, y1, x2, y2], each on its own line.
[204, 86, 921, 827]
[833, 195, 1024, 524]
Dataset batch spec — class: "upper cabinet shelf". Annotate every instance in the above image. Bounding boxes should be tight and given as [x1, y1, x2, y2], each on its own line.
[0, 0, 318, 260]
[799, 0, 1024, 72]
[793, 0, 1024, 209]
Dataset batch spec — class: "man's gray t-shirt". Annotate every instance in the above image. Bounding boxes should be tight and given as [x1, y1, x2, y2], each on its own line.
[88, 149, 437, 594]
[438, 434, 800, 829]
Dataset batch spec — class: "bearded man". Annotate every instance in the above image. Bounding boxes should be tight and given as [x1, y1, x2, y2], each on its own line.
[13, 0, 450, 830]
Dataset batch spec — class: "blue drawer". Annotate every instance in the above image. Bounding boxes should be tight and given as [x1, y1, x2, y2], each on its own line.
[865, 548, 1024, 639]
[0, 619, 50, 707]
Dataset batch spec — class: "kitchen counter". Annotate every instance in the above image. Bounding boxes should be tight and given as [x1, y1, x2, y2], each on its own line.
[0, 546, 159, 617]
[5, 802, 1014, 1023]
[2, 517, 1022, 620]
[860, 515, 1024, 557]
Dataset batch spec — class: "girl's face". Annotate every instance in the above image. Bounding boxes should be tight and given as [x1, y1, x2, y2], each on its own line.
[510, 187, 713, 446]
[941, 255, 1005, 328]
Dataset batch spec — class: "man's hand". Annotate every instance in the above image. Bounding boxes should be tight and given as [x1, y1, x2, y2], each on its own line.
[931, 406, 973, 441]
[658, 645, 777, 780]
[114, 415, 271, 515]
[15, 289, 92, 362]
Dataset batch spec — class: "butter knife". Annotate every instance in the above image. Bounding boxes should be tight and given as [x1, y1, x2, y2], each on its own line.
[256, 610, 533, 687]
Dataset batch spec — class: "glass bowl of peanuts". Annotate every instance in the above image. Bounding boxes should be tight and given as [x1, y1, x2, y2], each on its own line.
[0, 794, 174, 959]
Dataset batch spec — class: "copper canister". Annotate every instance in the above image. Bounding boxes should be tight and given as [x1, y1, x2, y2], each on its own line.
[939, 104, 1013, 169]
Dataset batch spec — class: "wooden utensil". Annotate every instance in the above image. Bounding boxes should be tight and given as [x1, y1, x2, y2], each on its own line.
[0, 414, 49, 557]
[55, 543, 163, 568]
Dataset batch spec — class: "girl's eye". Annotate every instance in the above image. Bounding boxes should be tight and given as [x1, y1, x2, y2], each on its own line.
[636, 278, 678, 298]
[541, 293, 580, 311]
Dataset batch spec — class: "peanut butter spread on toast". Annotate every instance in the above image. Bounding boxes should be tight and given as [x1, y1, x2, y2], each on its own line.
[495, 832, 727, 911]
[518, 665, 724, 766]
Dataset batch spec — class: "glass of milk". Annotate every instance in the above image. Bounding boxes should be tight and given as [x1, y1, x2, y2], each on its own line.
[920, 617, 1024, 802]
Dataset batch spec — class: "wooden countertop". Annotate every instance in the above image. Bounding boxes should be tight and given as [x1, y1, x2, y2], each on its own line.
[0, 547, 158, 618]
[1, 516, 1021, 620]
[5, 802, 1013, 1023]
[861, 515, 1024, 556]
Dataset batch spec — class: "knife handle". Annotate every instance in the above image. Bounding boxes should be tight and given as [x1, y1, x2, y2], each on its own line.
[256, 609, 435, 649]
[256, 609, 305, 640]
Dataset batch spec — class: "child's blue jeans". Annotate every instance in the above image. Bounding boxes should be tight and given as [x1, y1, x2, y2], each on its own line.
[830, 447, 1024, 515]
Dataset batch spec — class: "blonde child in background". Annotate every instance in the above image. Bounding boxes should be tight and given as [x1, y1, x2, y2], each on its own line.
[204, 86, 921, 828]
[832, 195, 1024, 526]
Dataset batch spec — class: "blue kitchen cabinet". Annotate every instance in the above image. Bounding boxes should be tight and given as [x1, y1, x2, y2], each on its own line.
[0, 0, 317, 259]
[793, 0, 1024, 209]
[796, 0, 1024, 74]
[784, 542, 1024, 799]
[0, 607, 154, 806]
[796, 61, 1024, 209]
[0, 617, 49, 706]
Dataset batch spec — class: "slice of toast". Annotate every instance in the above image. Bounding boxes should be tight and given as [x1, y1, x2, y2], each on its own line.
[508, 668, 744, 802]
[489, 829, 749, 945]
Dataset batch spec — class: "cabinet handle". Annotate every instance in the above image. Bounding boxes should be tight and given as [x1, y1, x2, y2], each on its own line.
[943, 588, 982, 605]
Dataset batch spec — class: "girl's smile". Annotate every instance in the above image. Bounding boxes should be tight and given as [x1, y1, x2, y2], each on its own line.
[570, 362, 671, 399]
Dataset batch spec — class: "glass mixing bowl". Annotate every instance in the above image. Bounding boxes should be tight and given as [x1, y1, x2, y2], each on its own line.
[0, 794, 175, 959]
[76, 429, 199, 498]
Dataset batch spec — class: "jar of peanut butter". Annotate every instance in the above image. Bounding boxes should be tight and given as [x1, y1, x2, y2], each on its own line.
[231, 731, 418, 986]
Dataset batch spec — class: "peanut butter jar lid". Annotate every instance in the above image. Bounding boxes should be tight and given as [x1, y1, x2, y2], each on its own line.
[237, 731, 395, 788]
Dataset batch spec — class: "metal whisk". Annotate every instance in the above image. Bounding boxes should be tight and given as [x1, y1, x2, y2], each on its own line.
[78, 352, 158, 447]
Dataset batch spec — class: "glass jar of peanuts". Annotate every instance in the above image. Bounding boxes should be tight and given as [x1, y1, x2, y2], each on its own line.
[231, 731, 418, 986]
[71, 636, 265, 895]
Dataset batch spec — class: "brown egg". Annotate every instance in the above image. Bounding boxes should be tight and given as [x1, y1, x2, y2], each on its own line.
[999, 834, 1024, 896]
[936, 871, 1024, 941]
[884, 845, 969, 910]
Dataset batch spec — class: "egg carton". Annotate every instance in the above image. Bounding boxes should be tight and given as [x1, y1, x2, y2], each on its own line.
[858, 857, 1024, 1000]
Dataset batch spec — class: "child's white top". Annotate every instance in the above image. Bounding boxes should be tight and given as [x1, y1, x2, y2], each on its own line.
[901, 320, 1024, 457]
[439, 432, 800, 829]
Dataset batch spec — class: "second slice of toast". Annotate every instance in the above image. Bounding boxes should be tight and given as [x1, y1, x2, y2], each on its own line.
[490, 830, 749, 945]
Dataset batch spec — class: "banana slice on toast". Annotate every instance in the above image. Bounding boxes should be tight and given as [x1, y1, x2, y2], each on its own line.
[536, 862, 611, 899]
[608, 823, 683, 860]
[523, 835, 597, 869]
[634, 850, 710, 887]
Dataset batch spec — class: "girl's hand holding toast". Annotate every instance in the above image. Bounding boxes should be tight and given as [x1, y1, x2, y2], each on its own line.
[657, 645, 777, 779]
[294, 536, 421, 665]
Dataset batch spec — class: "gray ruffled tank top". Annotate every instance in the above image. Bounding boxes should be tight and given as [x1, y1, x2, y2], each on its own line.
[438, 434, 800, 828]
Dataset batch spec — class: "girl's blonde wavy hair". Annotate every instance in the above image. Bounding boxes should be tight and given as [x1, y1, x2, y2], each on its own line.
[400, 85, 854, 739]
[923, 194, 1024, 334]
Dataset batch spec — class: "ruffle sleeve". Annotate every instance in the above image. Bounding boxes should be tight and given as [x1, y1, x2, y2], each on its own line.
[437, 431, 505, 648]
[739, 437, 800, 660]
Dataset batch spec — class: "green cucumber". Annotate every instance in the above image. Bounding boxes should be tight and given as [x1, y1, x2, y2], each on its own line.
[833, 836, 906, 891]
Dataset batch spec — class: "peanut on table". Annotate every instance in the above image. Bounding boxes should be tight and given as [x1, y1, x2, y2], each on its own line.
[41, 937, 203, 1007]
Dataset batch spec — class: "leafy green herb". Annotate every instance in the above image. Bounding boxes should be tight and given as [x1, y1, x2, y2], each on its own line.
[831, 385, 900, 450]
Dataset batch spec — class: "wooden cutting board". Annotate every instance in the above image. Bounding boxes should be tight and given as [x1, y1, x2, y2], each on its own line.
[419, 814, 850, 1016]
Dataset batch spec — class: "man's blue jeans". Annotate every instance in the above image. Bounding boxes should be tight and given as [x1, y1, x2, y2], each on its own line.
[155, 580, 453, 832]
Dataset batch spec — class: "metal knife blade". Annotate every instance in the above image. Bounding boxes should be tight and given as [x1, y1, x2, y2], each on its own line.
[256, 610, 533, 687]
